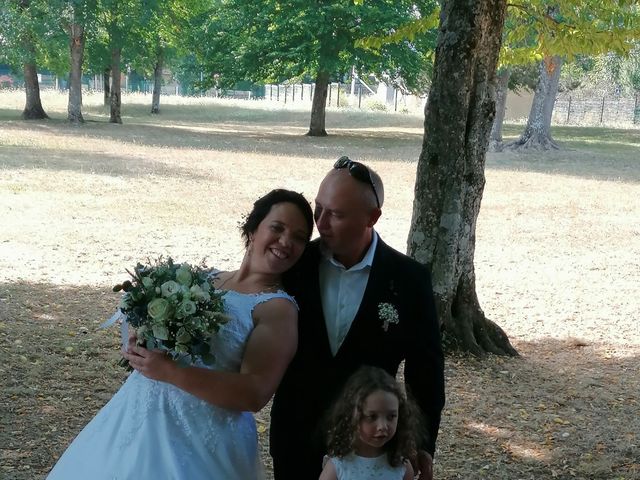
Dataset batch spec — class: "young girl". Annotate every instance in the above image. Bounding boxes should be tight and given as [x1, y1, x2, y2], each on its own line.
[319, 366, 422, 480]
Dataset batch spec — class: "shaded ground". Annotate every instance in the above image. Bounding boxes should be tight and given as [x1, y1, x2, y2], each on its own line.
[1, 92, 639, 479]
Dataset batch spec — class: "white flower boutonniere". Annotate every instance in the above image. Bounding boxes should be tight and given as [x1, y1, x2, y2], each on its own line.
[378, 302, 399, 332]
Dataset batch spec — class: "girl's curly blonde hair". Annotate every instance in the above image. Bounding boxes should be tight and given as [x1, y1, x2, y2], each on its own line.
[324, 365, 424, 467]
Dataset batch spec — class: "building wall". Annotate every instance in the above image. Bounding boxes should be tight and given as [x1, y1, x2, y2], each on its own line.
[504, 91, 534, 121]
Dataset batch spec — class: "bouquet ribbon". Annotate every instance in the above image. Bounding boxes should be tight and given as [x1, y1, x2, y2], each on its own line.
[100, 311, 129, 350]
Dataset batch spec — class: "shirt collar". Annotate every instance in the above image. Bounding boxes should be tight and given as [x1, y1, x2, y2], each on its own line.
[320, 231, 378, 271]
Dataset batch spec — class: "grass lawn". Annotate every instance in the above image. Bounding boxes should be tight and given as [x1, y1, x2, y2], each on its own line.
[1, 90, 639, 479]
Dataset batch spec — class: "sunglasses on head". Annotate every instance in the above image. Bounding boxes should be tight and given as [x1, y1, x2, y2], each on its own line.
[333, 156, 380, 209]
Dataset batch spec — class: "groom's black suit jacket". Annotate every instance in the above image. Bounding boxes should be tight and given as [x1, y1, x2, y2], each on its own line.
[270, 237, 445, 476]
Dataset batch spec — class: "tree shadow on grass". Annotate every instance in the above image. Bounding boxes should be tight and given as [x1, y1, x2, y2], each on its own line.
[0, 281, 124, 480]
[491, 125, 640, 184]
[2, 280, 639, 480]
[79, 101, 425, 129]
[438, 337, 639, 479]
[2, 111, 638, 184]
[1, 278, 276, 479]
[503, 125, 640, 148]
[487, 147, 640, 184]
[1, 114, 424, 148]
[0, 120, 425, 181]
[0, 144, 219, 181]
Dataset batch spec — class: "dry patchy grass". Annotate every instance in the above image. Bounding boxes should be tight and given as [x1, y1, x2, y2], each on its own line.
[1, 90, 639, 480]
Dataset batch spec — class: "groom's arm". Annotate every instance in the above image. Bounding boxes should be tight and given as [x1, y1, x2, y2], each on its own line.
[403, 262, 445, 457]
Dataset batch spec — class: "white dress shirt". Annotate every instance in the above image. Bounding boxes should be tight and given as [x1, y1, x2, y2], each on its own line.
[319, 232, 379, 356]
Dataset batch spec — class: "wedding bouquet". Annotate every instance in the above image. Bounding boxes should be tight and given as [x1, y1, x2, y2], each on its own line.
[113, 257, 229, 368]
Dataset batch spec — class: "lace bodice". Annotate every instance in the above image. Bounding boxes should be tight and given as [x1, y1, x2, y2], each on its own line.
[207, 289, 297, 372]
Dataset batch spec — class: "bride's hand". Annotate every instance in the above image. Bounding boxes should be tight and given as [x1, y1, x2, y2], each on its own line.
[122, 345, 176, 382]
[126, 328, 137, 351]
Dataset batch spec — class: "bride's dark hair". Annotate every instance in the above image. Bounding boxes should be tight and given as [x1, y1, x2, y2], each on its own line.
[240, 189, 314, 248]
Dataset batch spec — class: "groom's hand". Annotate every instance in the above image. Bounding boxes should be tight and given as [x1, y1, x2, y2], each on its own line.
[416, 450, 433, 480]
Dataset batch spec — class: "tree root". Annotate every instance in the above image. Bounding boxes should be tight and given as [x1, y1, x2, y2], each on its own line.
[488, 139, 503, 152]
[306, 129, 328, 137]
[21, 106, 49, 120]
[504, 133, 560, 152]
[443, 293, 518, 357]
[473, 315, 518, 356]
[68, 113, 85, 124]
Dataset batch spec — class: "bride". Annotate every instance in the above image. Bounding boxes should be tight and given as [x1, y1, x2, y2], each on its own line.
[47, 189, 314, 480]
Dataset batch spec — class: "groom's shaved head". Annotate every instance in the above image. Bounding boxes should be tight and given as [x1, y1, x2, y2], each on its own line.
[323, 165, 384, 212]
[314, 167, 382, 268]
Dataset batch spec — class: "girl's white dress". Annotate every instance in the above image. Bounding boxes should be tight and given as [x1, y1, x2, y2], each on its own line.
[47, 290, 295, 480]
[330, 453, 407, 480]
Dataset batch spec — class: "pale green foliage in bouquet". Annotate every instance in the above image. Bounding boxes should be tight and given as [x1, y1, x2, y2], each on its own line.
[113, 257, 230, 368]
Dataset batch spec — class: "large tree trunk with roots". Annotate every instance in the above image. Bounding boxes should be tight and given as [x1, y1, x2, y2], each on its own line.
[103, 68, 111, 107]
[22, 61, 48, 120]
[67, 23, 85, 124]
[407, 0, 517, 356]
[110, 47, 122, 124]
[307, 71, 329, 136]
[151, 46, 164, 114]
[506, 56, 564, 151]
[488, 68, 511, 152]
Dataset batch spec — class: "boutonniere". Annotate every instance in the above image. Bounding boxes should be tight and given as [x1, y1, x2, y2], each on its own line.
[378, 302, 399, 331]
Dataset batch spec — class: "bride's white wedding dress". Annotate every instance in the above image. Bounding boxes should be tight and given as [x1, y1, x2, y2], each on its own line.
[47, 289, 295, 480]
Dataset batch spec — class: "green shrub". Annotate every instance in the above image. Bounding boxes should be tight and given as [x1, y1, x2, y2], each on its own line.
[365, 99, 388, 112]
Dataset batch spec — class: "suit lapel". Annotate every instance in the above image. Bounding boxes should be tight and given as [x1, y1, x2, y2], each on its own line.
[302, 241, 333, 358]
[334, 239, 391, 357]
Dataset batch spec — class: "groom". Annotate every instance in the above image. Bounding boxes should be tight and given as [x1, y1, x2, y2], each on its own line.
[271, 157, 445, 479]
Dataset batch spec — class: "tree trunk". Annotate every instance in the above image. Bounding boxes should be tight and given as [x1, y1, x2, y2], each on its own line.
[103, 68, 111, 107]
[67, 23, 85, 124]
[488, 68, 510, 152]
[505, 56, 564, 151]
[407, 0, 517, 357]
[307, 71, 329, 136]
[110, 47, 122, 124]
[22, 61, 48, 120]
[151, 46, 164, 114]
[19, 0, 47, 120]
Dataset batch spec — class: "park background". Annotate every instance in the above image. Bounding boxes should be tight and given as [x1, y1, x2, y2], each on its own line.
[1, 88, 638, 479]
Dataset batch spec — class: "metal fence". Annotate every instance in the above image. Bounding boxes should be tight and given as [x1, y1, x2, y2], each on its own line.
[260, 82, 423, 113]
[264, 84, 314, 103]
[215, 85, 640, 125]
[9, 72, 640, 125]
[552, 92, 640, 126]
